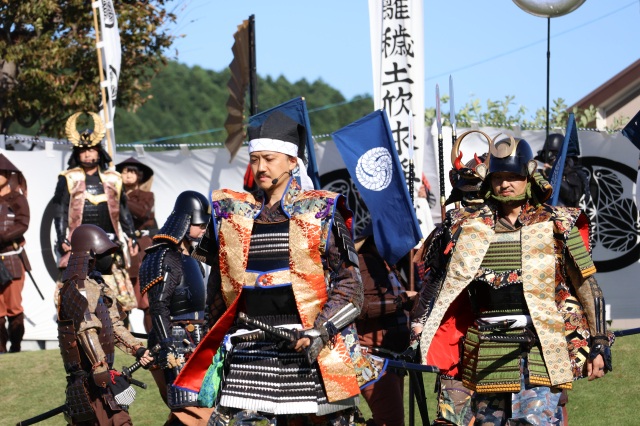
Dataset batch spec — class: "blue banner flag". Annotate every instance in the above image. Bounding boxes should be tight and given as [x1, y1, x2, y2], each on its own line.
[621, 108, 640, 150]
[249, 97, 320, 189]
[549, 113, 578, 206]
[332, 110, 422, 265]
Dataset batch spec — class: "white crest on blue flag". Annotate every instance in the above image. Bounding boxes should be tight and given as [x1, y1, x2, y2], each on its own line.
[356, 147, 393, 191]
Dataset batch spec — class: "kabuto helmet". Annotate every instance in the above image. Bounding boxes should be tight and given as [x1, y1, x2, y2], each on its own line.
[154, 191, 210, 244]
[540, 133, 564, 165]
[476, 135, 552, 204]
[62, 224, 119, 281]
[65, 112, 112, 170]
[446, 130, 491, 206]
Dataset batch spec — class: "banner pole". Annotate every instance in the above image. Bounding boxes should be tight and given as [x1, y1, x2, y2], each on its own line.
[91, 1, 114, 167]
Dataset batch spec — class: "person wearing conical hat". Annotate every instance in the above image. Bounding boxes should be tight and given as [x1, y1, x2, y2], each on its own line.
[116, 157, 157, 332]
[410, 134, 611, 425]
[52, 112, 139, 312]
[0, 153, 29, 353]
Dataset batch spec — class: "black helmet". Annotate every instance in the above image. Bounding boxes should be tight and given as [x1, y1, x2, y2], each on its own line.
[174, 190, 210, 225]
[155, 191, 210, 244]
[476, 135, 552, 204]
[487, 137, 535, 177]
[70, 224, 118, 256]
[541, 133, 564, 164]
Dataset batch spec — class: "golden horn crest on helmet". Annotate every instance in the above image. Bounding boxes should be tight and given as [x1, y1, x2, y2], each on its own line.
[451, 130, 492, 169]
[65, 112, 106, 148]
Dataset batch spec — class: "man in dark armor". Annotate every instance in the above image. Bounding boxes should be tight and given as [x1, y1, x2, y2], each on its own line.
[53, 112, 139, 312]
[536, 132, 590, 207]
[139, 190, 214, 425]
[0, 153, 29, 353]
[57, 224, 153, 425]
[411, 136, 611, 425]
[174, 111, 376, 425]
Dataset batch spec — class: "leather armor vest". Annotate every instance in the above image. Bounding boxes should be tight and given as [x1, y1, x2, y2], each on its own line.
[0, 201, 16, 239]
[83, 175, 115, 233]
[170, 255, 206, 317]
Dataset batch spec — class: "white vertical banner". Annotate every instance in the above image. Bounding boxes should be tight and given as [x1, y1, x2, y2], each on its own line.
[96, 0, 121, 158]
[368, 0, 430, 237]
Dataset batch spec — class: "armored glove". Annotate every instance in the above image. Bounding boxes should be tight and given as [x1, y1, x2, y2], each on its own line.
[589, 335, 613, 372]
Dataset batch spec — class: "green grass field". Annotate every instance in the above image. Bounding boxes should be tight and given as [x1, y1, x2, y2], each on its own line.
[1, 334, 637, 426]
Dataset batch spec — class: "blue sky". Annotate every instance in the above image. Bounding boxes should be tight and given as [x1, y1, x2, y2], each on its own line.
[169, 0, 639, 118]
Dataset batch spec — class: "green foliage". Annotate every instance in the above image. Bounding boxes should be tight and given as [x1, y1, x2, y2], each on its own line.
[113, 63, 374, 145]
[0, 0, 175, 135]
[427, 95, 605, 131]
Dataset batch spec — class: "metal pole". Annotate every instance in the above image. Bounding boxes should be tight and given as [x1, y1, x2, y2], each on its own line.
[248, 15, 258, 115]
[546, 17, 551, 140]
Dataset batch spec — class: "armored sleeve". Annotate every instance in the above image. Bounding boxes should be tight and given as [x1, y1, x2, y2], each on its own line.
[127, 190, 154, 225]
[147, 249, 183, 345]
[52, 174, 70, 242]
[410, 223, 448, 327]
[564, 224, 608, 342]
[76, 278, 110, 374]
[118, 192, 137, 239]
[314, 211, 363, 328]
[0, 192, 29, 244]
[357, 251, 401, 320]
[103, 277, 143, 355]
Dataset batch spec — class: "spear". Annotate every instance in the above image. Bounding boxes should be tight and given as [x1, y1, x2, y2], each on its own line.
[449, 75, 457, 144]
[449, 76, 460, 209]
[436, 84, 445, 221]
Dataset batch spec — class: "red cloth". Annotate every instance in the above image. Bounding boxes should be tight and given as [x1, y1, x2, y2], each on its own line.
[426, 294, 474, 377]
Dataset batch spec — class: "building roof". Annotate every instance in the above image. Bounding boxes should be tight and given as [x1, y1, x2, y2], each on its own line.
[570, 59, 640, 112]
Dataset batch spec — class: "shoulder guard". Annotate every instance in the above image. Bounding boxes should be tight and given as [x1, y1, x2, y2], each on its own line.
[60, 168, 85, 193]
[58, 279, 90, 329]
[211, 189, 260, 219]
[139, 245, 171, 295]
[99, 170, 123, 197]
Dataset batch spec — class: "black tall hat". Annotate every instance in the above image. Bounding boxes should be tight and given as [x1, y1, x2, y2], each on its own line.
[247, 111, 306, 160]
[115, 157, 154, 183]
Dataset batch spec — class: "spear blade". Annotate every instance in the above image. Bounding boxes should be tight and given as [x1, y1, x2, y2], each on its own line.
[435, 84, 442, 135]
[449, 75, 456, 137]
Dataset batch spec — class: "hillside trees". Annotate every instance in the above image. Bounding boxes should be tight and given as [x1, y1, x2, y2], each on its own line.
[0, 0, 175, 135]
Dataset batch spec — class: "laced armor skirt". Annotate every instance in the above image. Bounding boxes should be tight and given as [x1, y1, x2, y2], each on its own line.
[218, 315, 358, 416]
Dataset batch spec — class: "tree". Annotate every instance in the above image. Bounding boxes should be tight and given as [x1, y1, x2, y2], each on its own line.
[0, 0, 175, 135]
[425, 95, 603, 131]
